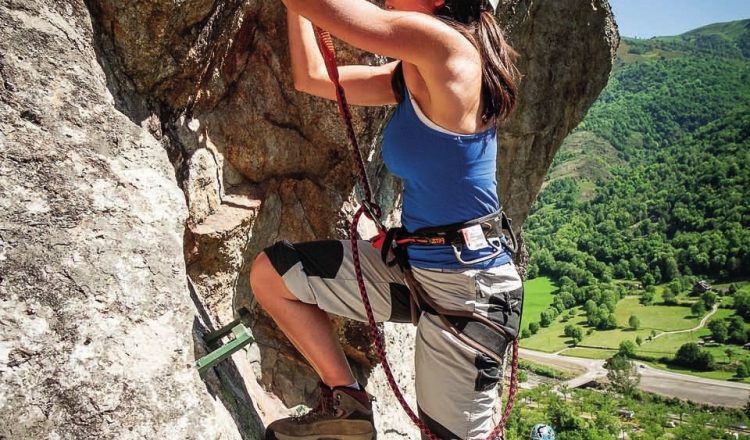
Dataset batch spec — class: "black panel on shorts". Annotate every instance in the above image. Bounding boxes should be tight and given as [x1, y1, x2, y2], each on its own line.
[444, 317, 510, 392]
[263, 240, 345, 279]
[263, 240, 300, 276]
[418, 406, 464, 440]
[388, 283, 412, 323]
[474, 352, 502, 392]
[446, 318, 510, 359]
[294, 240, 345, 278]
[487, 286, 524, 338]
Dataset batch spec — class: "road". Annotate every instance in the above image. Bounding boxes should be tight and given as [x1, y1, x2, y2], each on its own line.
[519, 348, 750, 408]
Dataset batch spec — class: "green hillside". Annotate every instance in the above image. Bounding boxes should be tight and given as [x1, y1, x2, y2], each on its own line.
[527, 19, 750, 283]
[521, 20, 750, 380]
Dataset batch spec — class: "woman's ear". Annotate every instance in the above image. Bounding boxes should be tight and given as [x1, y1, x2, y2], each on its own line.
[433, 0, 446, 12]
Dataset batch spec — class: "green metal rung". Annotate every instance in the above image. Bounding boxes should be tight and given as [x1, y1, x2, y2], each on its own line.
[196, 310, 255, 374]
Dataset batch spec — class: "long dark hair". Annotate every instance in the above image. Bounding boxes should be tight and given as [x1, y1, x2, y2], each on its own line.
[392, 0, 520, 122]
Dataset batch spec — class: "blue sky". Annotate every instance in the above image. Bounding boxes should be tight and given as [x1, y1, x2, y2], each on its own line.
[610, 0, 750, 38]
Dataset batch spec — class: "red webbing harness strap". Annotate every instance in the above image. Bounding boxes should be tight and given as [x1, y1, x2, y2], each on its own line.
[313, 27, 517, 440]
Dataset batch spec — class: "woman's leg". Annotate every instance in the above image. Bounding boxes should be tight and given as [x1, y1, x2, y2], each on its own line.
[250, 251, 356, 387]
[250, 239, 411, 388]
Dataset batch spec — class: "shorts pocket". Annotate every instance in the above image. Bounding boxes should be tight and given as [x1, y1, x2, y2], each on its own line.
[485, 286, 524, 338]
[475, 352, 501, 392]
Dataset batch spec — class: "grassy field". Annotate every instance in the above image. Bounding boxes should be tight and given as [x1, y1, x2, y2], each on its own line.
[519, 358, 579, 380]
[614, 296, 700, 331]
[642, 359, 750, 384]
[520, 305, 584, 352]
[561, 347, 616, 360]
[520, 278, 750, 383]
[521, 276, 557, 332]
[579, 327, 653, 349]
[636, 309, 742, 363]
[521, 292, 701, 353]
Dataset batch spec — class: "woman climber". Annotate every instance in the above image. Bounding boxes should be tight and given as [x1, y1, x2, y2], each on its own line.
[250, 0, 523, 439]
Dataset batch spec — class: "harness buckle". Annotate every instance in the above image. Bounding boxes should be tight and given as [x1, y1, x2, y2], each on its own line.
[450, 237, 505, 265]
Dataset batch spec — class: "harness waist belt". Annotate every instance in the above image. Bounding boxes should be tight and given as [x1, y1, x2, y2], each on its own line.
[377, 209, 518, 266]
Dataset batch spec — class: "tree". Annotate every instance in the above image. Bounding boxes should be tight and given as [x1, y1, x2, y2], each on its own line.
[690, 301, 706, 317]
[641, 290, 655, 305]
[662, 255, 679, 281]
[558, 291, 576, 309]
[564, 324, 575, 337]
[571, 326, 584, 346]
[521, 328, 531, 339]
[735, 291, 750, 320]
[605, 313, 618, 330]
[641, 273, 656, 287]
[667, 281, 682, 295]
[635, 336, 643, 346]
[728, 315, 749, 344]
[546, 395, 586, 432]
[527, 263, 540, 279]
[564, 324, 584, 346]
[618, 340, 637, 358]
[584, 299, 598, 315]
[529, 322, 540, 335]
[707, 319, 729, 343]
[674, 343, 715, 371]
[737, 363, 750, 379]
[628, 315, 641, 330]
[662, 290, 678, 305]
[701, 291, 717, 309]
[540, 310, 553, 327]
[605, 354, 641, 396]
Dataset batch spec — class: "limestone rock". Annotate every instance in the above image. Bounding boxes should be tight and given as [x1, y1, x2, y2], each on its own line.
[0, 1, 257, 438]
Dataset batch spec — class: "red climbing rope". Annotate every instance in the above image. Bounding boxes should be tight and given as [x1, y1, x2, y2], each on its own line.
[314, 27, 518, 440]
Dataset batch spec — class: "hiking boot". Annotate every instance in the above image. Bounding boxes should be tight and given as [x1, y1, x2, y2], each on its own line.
[265, 383, 375, 440]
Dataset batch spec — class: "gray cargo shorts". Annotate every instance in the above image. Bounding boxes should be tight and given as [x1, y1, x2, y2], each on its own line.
[263, 239, 524, 440]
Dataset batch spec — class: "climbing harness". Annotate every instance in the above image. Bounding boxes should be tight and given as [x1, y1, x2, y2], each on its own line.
[379, 209, 518, 267]
[314, 28, 520, 440]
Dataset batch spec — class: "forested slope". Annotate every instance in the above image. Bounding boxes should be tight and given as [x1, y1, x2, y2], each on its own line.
[525, 20, 750, 285]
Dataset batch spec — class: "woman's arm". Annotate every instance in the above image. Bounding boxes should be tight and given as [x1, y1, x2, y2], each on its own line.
[282, 0, 456, 70]
[288, 10, 398, 106]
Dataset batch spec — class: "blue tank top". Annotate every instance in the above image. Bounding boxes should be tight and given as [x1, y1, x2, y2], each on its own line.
[382, 87, 512, 269]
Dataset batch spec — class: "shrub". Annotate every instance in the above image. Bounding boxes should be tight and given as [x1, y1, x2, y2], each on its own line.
[707, 319, 729, 343]
[641, 290, 655, 305]
[737, 363, 750, 379]
[529, 322, 540, 335]
[618, 340, 637, 358]
[690, 301, 706, 317]
[628, 315, 641, 330]
[673, 343, 715, 371]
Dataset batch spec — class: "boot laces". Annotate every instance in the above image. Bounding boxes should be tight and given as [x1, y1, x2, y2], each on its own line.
[293, 384, 336, 423]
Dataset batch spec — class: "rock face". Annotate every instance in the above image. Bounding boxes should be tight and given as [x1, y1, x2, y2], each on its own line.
[0, 1, 257, 438]
[0, 0, 618, 438]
